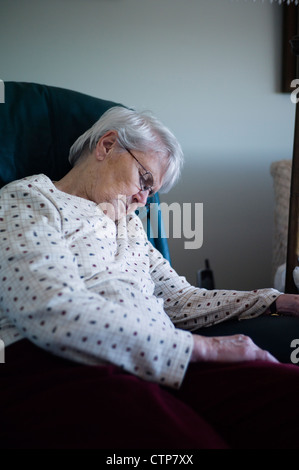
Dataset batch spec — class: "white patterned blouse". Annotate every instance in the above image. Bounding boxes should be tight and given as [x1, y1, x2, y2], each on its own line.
[0, 174, 280, 388]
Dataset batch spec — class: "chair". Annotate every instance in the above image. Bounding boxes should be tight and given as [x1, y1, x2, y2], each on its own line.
[1, 81, 298, 365]
[0, 81, 171, 262]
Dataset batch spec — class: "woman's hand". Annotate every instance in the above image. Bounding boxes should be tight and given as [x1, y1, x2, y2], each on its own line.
[190, 334, 279, 364]
[276, 294, 299, 317]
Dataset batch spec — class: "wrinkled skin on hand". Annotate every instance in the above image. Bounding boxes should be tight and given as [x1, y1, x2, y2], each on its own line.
[276, 293, 299, 317]
[190, 334, 279, 364]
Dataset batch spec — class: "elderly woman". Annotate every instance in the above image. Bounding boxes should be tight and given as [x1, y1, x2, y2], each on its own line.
[1, 106, 299, 450]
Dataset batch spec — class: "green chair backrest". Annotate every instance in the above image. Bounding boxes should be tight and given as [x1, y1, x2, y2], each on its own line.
[0, 82, 171, 263]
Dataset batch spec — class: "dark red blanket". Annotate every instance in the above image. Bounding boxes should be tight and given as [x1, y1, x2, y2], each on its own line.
[1, 339, 299, 449]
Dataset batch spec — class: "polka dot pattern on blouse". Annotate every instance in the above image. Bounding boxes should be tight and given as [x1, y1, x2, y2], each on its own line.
[0, 174, 281, 388]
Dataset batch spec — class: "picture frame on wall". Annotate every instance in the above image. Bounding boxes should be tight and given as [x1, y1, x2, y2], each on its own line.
[282, 3, 298, 92]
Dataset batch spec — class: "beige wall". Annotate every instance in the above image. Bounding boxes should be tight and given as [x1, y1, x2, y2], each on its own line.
[0, 0, 295, 289]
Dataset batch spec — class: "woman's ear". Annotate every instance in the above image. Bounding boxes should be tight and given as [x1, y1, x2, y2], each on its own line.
[95, 131, 118, 160]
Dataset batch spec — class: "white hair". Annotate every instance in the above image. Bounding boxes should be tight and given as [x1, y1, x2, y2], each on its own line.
[68, 106, 184, 193]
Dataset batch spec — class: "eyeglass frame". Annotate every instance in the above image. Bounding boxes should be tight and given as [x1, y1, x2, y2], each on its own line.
[124, 146, 155, 196]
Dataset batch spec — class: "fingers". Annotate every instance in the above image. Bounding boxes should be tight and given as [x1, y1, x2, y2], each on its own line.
[191, 334, 279, 364]
[259, 350, 280, 364]
[276, 294, 299, 316]
[228, 334, 279, 363]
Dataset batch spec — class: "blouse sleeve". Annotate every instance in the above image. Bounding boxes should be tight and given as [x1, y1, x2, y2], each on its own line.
[148, 243, 281, 331]
[0, 180, 193, 389]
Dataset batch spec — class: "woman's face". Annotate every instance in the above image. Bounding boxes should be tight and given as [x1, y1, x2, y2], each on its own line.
[92, 133, 167, 220]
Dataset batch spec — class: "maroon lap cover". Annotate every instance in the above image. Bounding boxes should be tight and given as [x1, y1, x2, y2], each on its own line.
[1, 339, 299, 449]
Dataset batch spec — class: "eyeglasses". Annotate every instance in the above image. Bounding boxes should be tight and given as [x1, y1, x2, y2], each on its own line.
[124, 147, 154, 196]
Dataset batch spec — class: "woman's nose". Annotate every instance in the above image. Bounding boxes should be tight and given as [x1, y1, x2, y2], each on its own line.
[133, 189, 149, 206]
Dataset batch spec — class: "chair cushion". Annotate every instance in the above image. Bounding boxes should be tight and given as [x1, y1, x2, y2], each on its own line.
[0, 82, 171, 262]
[0, 82, 123, 187]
